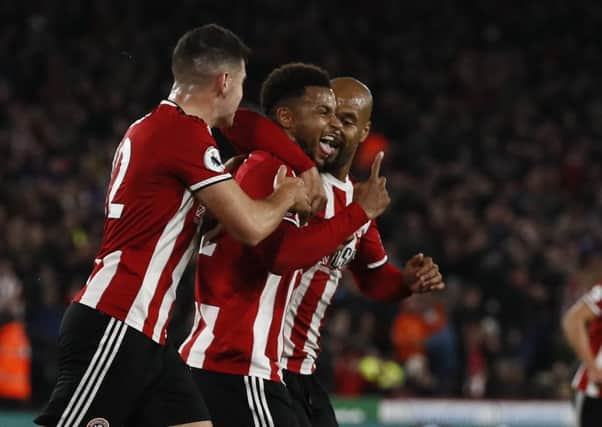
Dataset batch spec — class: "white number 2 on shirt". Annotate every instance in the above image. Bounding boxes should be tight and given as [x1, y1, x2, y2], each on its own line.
[106, 137, 131, 219]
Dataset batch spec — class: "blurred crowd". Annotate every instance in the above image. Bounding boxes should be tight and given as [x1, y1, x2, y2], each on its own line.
[2, 0, 602, 408]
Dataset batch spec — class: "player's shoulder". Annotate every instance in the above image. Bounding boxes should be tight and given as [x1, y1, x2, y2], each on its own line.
[236, 150, 290, 180]
[133, 101, 213, 144]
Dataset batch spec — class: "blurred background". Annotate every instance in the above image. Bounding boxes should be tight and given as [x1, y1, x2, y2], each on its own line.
[2, 0, 602, 425]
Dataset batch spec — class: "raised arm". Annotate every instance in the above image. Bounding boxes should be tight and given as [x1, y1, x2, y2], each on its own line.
[255, 155, 391, 273]
[257, 203, 368, 273]
[221, 108, 326, 213]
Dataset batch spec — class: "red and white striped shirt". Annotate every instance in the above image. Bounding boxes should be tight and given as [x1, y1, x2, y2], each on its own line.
[572, 283, 602, 397]
[180, 152, 301, 382]
[74, 100, 231, 344]
[179, 153, 370, 382]
[281, 173, 387, 374]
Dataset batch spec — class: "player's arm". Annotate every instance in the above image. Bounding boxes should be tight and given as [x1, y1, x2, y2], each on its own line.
[195, 167, 308, 247]
[167, 126, 309, 247]
[221, 108, 326, 213]
[562, 293, 602, 382]
[257, 205, 368, 274]
[349, 221, 444, 301]
[222, 108, 315, 172]
[256, 154, 391, 273]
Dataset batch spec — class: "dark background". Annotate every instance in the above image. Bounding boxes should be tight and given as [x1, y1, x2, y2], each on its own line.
[2, 0, 602, 408]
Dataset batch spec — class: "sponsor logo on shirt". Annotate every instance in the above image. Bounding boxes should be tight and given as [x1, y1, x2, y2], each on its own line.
[326, 233, 360, 269]
[204, 146, 225, 173]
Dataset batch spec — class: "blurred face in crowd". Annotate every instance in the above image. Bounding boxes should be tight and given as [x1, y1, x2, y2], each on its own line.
[214, 59, 246, 127]
[324, 78, 372, 175]
[276, 86, 343, 168]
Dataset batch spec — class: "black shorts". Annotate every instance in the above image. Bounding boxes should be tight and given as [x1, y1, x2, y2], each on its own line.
[191, 368, 299, 427]
[35, 303, 209, 427]
[575, 391, 602, 427]
[283, 370, 338, 427]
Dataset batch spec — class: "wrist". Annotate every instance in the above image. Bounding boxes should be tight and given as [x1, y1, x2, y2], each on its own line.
[349, 202, 370, 223]
[270, 186, 295, 209]
[400, 270, 414, 295]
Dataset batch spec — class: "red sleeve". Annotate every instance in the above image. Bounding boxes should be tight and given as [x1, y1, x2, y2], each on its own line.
[348, 221, 411, 301]
[234, 151, 369, 273]
[221, 108, 315, 173]
[349, 262, 412, 301]
[256, 204, 370, 274]
[163, 124, 232, 191]
[355, 220, 388, 269]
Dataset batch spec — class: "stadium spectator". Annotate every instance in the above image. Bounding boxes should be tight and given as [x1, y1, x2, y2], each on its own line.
[0, 260, 31, 407]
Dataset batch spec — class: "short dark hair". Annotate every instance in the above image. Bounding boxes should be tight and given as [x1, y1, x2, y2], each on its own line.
[171, 24, 250, 85]
[260, 63, 331, 116]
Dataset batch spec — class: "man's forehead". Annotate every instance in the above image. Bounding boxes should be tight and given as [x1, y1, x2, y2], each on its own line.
[302, 86, 336, 105]
[336, 93, 368, 111]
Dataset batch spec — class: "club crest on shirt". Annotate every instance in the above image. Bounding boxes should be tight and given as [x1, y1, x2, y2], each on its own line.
[204, 146, 225, 173]
[86, 418, 110, 427]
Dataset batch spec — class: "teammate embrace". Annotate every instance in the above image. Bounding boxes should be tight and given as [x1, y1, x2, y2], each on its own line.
[37, 24, 444, 427]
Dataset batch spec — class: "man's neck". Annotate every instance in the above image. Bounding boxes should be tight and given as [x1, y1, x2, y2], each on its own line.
[330, 164, 351, 181]
[168, 83, 216, 126]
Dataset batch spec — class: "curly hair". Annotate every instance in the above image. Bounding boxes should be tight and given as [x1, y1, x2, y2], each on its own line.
[260, 62, 331, 116]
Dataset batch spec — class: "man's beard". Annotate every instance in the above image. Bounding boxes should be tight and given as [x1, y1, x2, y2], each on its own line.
[321, 148, 349, 174]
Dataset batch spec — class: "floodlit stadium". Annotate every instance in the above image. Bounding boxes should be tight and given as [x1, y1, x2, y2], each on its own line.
[2, 1, 601, 426]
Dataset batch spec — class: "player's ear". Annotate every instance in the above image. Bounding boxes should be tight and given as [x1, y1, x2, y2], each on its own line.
[274, 106, 294, 130]
[215, 72, 229, 97]
[359, 120, 371, 143]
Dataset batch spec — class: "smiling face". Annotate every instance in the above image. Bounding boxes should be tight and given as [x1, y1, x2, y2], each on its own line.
[278, 86, 343, 168]
[323, 78, 373, 175]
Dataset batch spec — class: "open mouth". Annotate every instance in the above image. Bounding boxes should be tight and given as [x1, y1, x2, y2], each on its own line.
[319, 135, 341, 157]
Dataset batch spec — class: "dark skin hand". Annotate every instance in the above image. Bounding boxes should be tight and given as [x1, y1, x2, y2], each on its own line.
[402, 253, 445, 294]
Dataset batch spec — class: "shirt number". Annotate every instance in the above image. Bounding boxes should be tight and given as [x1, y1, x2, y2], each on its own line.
[106, 137, 132, 219]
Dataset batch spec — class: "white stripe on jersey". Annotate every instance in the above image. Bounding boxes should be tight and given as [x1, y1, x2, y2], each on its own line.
[300, 271, 341, 374]
[125, 190, 194, 331]
[324, 180, 335, 219]
[282, 172, 380, 374]
[249, 274, 282, 378]
[281, 264, 321, 370]
[80, 251, 123, 308]
[367, 255, 388, 269]
[183, 304, 220, 369]
[152, 237, 198, 342]
[276, 270, 298, 379]
[322, 173, 354, 217]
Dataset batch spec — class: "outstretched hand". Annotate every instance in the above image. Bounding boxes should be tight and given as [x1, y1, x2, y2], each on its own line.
[402, 253, 445, 294]
[353, 152, 390, 219]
